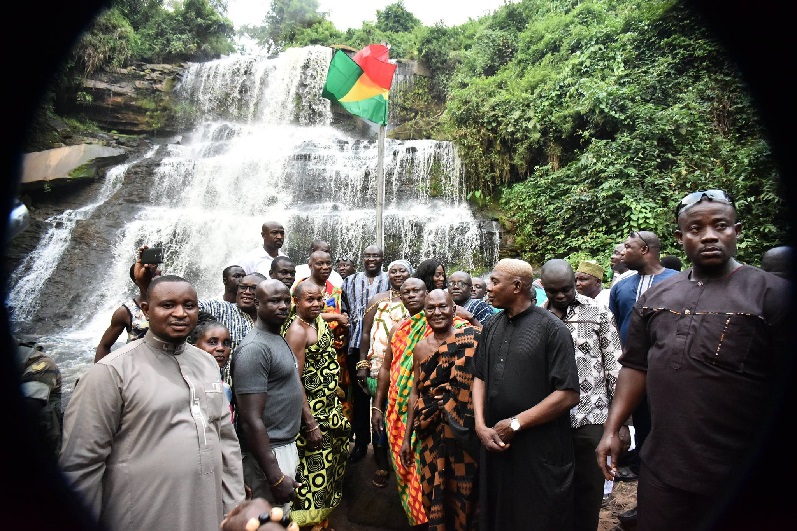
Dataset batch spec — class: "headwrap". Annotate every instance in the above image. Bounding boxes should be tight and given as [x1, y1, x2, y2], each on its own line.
[577, 260, 605, 281]
[388, 259, 413, 276]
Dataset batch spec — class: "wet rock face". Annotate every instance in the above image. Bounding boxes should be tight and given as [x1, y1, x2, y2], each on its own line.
[20, 144, 128, 193]
[6, 140, 166, 336]
[57, 63, 188, 135]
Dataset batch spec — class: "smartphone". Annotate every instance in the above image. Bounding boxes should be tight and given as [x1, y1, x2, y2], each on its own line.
[140, 247, 163, 264]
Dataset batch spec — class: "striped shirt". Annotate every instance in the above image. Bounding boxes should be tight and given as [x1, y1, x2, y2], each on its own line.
[463, 298, 495, 326]
[342, 271, 389, 349]
[198, 299, 254, 351]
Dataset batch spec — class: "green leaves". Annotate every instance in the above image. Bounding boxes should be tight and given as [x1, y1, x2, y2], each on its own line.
[441, 0, 786, 266]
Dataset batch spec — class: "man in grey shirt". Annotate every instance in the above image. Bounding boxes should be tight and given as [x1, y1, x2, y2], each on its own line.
[232, 279, 303, 513]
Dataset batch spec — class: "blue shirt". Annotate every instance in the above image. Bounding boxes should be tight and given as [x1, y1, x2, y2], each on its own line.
[609, 268, 678, 343]
[341, 271, 390, 349]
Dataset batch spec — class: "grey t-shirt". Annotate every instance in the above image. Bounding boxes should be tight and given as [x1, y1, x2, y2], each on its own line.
[231, 321, 303, 449]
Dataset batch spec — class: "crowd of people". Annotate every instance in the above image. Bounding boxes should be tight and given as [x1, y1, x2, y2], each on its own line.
[18, 189, 793, 531]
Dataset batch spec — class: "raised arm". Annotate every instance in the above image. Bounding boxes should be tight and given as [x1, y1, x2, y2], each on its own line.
[455, 305, 479, 328]
[94, 305, 131, 362]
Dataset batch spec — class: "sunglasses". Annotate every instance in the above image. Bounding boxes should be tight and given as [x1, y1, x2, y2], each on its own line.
[629, 231, 651, 249]
[675, 189, 734, 217]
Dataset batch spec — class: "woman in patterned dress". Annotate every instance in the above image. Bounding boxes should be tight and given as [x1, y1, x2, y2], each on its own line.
[283, 280, 351, 530]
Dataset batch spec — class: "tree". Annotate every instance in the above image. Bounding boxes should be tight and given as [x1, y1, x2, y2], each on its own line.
[263, 0, 324, 51]
[443, 0, 787, 266]
[376, 1, 420, 34]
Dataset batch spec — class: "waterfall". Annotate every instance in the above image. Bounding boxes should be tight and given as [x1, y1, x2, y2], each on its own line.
[7, 45, 499, 397]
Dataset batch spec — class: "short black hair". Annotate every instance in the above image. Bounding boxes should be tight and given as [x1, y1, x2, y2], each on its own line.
[270, 256, 294, 271]
[145, 275, 192, 301]
[222, 264, 242, 279]
[660, 255, 683, 271]
[187, 317, 227, 345]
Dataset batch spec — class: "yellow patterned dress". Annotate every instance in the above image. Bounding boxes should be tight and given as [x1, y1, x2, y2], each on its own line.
[293, 277, 352, 420]
[282, 313, 351, 527]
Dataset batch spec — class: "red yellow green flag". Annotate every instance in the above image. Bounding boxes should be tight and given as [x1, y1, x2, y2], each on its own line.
[322, 44, 397, 126]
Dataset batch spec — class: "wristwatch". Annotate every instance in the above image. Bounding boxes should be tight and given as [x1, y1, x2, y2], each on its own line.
[509, 417, 521, 432]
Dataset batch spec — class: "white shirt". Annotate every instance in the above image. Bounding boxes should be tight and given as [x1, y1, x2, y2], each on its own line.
[594, 288, 611, 309]
[232, 247, 288, 277]
[610, 269, 636, 287]
[293, 263, 343, 287]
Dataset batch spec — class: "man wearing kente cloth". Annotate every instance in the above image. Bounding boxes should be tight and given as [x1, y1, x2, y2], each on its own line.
[473, 259, 579, 530]
[373, 279, 468, 528]
[401, 289, 480, 531]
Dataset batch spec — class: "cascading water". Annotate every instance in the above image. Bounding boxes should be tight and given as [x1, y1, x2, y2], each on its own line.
[7, 45, 499, 400]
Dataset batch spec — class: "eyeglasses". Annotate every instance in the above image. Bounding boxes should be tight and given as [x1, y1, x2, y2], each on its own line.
[629, 231, 651, 249]
[238, 284, 258, 293]
[675, 189, 734, 217]
[449, 280, 472, 287]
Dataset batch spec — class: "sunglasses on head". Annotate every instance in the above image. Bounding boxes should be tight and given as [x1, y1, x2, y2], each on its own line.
[629, 231, 651, 248]
[675, 189, 734, 218]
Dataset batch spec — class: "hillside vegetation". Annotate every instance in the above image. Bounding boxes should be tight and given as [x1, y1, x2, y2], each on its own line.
[47, 0, 788, 269]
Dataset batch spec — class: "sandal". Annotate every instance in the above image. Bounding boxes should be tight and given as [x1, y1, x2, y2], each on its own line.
[372, 469, 389, 488]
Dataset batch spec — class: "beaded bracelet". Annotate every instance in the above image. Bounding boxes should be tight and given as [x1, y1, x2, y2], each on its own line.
[245, 507, 299, 531]
[355, 359, 370, 370]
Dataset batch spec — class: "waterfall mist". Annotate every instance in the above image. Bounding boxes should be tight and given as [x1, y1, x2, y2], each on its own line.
[7, 45, 499, 397]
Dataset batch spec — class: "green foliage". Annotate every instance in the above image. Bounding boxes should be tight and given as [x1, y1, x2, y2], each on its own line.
[376, 1, 421, 34]
[69, 7, 136, 76]
[134, 0, 235, 62]
[263, 0, 324, 51]
[388, 76, 446, 140]
[417, 23, 467, 101]
[290, 19, 344, 47]
[39, 0, 786, 268]
[442, 0, 787, 266]
[60, 0, 235, 80]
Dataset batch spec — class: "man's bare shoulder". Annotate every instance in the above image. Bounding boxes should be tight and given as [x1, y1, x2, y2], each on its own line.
[413, 337, 435, 359]
[284, 318, 310, 345]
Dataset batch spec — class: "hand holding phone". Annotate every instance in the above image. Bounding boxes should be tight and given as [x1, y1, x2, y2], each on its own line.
[140, 247, 163, 264]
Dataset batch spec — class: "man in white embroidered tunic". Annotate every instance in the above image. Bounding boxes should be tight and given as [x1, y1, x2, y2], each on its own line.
[59, 275, 245, 531]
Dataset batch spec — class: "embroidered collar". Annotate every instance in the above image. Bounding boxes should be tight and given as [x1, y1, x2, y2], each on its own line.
[143, 331, 187, 355]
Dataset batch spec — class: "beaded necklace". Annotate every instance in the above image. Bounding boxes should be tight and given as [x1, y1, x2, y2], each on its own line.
[297, 314, 317, 329]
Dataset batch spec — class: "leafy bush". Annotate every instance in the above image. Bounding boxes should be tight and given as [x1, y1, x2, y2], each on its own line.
[443, 0, 787, 266]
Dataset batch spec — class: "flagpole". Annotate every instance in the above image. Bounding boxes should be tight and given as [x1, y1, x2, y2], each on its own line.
[376, 124, 385, 249]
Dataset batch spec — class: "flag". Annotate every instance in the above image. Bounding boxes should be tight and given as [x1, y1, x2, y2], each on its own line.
[322, 44, 397, 126]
